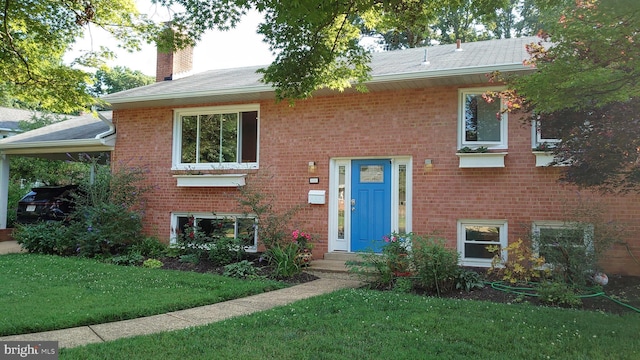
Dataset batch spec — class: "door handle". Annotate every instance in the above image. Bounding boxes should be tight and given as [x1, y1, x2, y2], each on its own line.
[351, 199, 356, 212]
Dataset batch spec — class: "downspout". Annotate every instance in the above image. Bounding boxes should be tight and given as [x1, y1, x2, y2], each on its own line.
[95, 111, 116, 145]
[94, 112, 116, 185]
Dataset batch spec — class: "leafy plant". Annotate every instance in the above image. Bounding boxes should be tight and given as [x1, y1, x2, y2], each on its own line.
[142, 259, 164, 269]
[487, 238, 549, 284]
[54, 158, 154, 258]
[392, 277, 413, 293]
[535, 281, 582, 308]
[208, 237, 247, 266]
[457, 146, 489, 153]
[267, 243, 301, 278]
[13, 221, 69, 255]
[410, 233, 460, 296]
[235, 174, 306, 250]
[455, 268, 485, 292]
[223, 260, 260, 279]
[179, 254, 200, 264]
[110, 252, 144, 266]
[131, 237, 168, 259]
[347, 251, 394, 288]
[531, 196, 624, 287]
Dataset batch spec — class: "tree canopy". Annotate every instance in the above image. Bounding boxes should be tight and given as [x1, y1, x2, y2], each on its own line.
[502, 0, 640, 192]
[90, 66, 154, 97]
[0, 0, 155, 112]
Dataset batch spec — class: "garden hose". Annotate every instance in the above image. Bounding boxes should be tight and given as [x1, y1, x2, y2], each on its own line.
[483, 281, 640, 313]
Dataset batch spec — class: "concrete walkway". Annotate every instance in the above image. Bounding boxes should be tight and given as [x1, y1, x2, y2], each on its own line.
[0, 240, 23, 254]
[0, 241, 361, 349]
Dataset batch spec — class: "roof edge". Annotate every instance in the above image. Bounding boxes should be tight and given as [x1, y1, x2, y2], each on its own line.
[0, 139, 113, 154]
[368, 63, 529, 84]
[104, 63, 529, 106]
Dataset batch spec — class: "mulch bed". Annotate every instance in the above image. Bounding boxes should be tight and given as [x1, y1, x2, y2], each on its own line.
[160, 256, 640, 315]
[442, 274, 640, 315]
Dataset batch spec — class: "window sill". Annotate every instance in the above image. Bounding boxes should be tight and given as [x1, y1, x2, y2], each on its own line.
[456, 152, 507, 168]
[460, 259, 492, 268]
[173, 174, 247, 187]
[532, 151, 555, 167]
[532, 151, 569, 167]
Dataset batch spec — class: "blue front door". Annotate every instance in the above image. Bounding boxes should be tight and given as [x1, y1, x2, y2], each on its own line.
[350, 159, 391, 252]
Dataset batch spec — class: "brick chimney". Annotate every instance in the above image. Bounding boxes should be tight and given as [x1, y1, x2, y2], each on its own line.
[156, 45, 193, 82]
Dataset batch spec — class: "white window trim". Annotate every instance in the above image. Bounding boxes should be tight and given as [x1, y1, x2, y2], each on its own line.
[531, 221, 594, 257]
[532, 120, 561, 148]
[172, 104, 260, 171]
[457, 219, 508, 267]
[170, 212, 258, 252]
[458, 87, 508, 150]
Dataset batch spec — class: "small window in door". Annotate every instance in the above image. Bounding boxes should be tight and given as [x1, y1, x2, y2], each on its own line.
[360, 165, 384, 183]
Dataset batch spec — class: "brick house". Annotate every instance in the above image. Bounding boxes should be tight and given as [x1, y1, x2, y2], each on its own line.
[102, 37, 640, 276]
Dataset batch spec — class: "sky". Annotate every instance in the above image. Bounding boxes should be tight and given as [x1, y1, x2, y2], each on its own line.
[68, 1, 275, 77]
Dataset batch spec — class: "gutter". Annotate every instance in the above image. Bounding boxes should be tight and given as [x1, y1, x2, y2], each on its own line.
[0, 138, 113, 154]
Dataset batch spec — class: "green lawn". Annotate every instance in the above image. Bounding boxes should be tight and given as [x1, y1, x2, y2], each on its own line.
[61, 289, 640, 360]
[0, 254, 285, 336]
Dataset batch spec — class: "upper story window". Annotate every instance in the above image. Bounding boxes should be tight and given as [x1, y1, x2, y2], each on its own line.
[458, 88, 508, 150]
[172, 105, 259, 170]
[533, 120, 561, 149]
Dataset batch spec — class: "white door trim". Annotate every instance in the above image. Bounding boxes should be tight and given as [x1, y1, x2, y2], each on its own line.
[328, 156, 412, 253]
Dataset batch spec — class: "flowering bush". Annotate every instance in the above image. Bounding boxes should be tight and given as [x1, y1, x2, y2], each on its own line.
[292, 229, 313, 250]
[266, 229, 315, 277]
[382, 232, 411, 256]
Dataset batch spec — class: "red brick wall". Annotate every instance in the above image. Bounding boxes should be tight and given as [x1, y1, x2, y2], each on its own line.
[112, 86, 640, 276]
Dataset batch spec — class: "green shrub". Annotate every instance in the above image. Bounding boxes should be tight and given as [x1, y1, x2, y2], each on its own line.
[223, 260, 260, 279]
[392, 277, 413, 293]
[347, 250, 394, 288]
[536, 281, 582, 308]
[68, 203, 143, 257]
[142, 258, 164, 269]
[208, 237, 246, 266]
[47, 160, 154, 258]
[131, 237, 168, 258]
[13, 222, 68, 255]
[530, 197, 625, 288]
[410, 233, 460, 296]
[235, 175, 305, 251]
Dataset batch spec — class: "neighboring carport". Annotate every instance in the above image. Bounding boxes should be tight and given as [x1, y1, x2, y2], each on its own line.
[0, 111, 115, 229]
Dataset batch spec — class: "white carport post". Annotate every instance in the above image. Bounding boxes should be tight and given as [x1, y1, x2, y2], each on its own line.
[0, 154, 9, 229]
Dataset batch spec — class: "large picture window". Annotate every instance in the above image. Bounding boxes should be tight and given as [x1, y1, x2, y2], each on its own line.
[457, 220, 508, 267]
[173, 105, 259, 170]
[458, 89, 507, 149]
[171, 213, 257, 251]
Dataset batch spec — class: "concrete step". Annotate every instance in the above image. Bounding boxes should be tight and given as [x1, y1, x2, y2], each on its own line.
[305, 253, 371, 280]
[322, 252, 362, 262]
